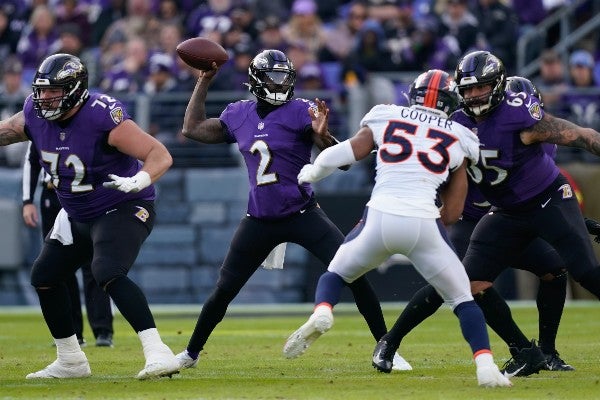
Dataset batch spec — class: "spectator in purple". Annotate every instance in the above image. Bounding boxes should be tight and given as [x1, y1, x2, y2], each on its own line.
[100, 36, 149, 93]
[186, 0, 234, 39]
[16, 5, 61, 74]
[296, 61, 327, 91]
[281, 0, 328, 62]
[55, 0, 92, 47]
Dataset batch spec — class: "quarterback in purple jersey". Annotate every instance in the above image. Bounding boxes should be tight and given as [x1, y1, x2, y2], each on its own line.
[376, 52, 600, 378]
[0, 53, 179, 380]
[175, 49, 412, 371]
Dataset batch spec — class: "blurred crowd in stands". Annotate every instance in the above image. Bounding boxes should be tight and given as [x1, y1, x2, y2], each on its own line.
[1, 0, 600, 166]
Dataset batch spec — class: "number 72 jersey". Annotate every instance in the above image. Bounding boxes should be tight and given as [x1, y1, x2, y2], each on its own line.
[363, 104, 480, 218]
[23, 92, 154, 221]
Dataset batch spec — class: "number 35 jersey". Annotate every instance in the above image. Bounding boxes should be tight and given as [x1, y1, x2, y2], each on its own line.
[363, 104, 480, 218]
[452, 91, 559, 209]
[23, 92, 155, 221]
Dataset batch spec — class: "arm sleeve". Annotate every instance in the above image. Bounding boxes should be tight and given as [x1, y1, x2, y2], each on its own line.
[313, 139, 357, 169]
[22, 142, 40, 205]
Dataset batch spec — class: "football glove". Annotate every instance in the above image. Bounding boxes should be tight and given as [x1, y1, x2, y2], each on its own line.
[297, 164, 335, 184]
[103, 171, 151, 193]
[585, 217, 600, 243]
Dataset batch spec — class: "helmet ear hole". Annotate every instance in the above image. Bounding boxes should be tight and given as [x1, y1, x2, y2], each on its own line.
[248, 49, 296, 105]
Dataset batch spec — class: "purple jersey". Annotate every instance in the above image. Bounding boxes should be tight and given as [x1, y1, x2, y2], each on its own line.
[23, 92, 155, 221]
[220, 98, 316, 219]
[453, 91, 559, 208]
[462, 141, 557, 219]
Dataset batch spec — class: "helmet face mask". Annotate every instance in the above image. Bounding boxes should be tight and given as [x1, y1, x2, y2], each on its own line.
[247, 50, 296, 105]
[455, 51, 506, 117]
[32, 53, 89, 120]
[408, 69, 459, 116]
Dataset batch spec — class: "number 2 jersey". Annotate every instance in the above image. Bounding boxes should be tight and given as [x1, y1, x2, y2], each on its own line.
[23, 92, 155, 221]
[362, 104, 480, 219]
[220, 98, 316, 219]
[452, 91, 559, 209]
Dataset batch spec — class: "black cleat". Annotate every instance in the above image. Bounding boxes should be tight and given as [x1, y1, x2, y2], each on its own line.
[95, 333, 113, 347]
[542, 351, 574, 371]
[372, 339, 394, 373]
[501, 339, 546, 377]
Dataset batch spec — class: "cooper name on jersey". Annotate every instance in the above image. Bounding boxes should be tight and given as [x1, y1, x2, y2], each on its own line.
[398, 107, 454, 129]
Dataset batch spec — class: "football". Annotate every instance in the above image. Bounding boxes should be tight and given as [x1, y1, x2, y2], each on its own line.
[176, 37, 229, 71]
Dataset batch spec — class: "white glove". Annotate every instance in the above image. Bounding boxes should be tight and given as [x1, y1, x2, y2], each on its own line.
[102, 171, 151, 193]
[297, 164, 334, 184]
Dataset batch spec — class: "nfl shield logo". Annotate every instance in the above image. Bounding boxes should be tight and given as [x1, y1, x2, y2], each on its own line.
[59, 132, 66, 141]
[258, 122, 264, 130]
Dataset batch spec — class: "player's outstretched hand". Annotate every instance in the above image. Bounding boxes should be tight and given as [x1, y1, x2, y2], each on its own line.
[585, 217, 600, 243]
[309, 98, 330, 137]
[297, 164, 333, 184]
[103, 171, 151, 193]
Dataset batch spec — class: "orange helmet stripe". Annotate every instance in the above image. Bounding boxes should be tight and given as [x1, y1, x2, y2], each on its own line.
[423, 70, 442, 109]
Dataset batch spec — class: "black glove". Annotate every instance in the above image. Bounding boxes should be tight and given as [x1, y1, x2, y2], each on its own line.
[584, 217, 600, 243]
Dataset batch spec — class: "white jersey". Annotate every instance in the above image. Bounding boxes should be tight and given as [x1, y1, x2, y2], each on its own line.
[362, 104, 480, 218]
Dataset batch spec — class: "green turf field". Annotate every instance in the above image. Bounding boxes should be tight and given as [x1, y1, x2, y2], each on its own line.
[1, 302, 599, 399]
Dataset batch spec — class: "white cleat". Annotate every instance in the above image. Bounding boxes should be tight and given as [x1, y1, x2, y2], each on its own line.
[392, 352, 413, 371]
[137, 344, 181, 380]
[477, 365, 513, 388]
[283, 305, 333, 359]
[26, 353, 91, 379]
[175, 350, 198, 369]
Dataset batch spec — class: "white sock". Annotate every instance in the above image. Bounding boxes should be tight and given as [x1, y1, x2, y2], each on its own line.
[474, 352, 495, 369]
[55, 335, 84, 359]
[138, 328, 163, 349]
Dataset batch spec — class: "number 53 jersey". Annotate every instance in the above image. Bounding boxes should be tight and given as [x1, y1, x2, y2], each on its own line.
[362, 104, 480, 219]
